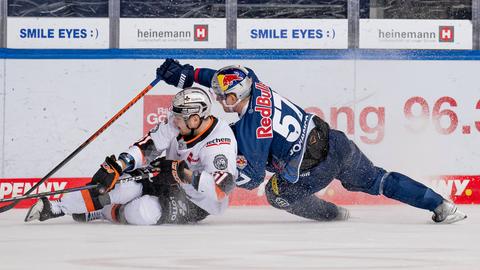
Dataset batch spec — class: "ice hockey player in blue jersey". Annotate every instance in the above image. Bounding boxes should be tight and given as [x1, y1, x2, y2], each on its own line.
[156, 58, 467, 224]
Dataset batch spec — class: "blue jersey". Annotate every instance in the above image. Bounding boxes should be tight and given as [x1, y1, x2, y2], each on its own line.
[194, 67, 313, 190]
[233, 70, 313, 189]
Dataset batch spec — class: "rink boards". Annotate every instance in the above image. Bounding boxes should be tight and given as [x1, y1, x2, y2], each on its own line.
[0, 49, 479, 207]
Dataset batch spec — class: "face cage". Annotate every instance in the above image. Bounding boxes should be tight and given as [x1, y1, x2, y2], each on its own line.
[223, 98, 243, 112]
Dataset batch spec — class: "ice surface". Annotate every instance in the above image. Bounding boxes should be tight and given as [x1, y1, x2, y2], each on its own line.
[1, 205, 479, 270]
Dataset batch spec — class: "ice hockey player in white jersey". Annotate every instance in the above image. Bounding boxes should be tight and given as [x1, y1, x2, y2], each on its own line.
[25, 87, 238, 225]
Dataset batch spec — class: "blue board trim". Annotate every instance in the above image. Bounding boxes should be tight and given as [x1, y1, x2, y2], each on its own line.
[1, 48, 480, 60]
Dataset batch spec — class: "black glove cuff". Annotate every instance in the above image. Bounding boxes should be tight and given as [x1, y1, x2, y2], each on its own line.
[178, 65, 194, 89]
[175, 160, 188, 183]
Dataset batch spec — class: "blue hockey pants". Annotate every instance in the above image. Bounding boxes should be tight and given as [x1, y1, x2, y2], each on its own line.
[275, 129, 443, 211]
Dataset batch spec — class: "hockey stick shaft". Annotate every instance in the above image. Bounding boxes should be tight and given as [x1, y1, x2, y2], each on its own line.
[0, 77, 161, 213]
[0, 170, 159, 203]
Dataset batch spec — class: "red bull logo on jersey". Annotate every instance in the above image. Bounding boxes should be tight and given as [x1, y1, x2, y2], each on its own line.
[236, 155, 248, 170]
[254, 82, 273, 138]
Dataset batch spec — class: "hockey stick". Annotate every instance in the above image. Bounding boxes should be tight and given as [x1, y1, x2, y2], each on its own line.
[0, 169, 160, 203]
[0, 77, 162, 213]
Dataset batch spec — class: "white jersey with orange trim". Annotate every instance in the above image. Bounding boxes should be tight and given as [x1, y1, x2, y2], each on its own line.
[124, 115, 238, 215]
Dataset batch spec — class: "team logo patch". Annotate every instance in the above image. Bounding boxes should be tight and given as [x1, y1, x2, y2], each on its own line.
[275, 197, 290, 208]
[213, 154, 228, 170]
[236, 155, 248, 170]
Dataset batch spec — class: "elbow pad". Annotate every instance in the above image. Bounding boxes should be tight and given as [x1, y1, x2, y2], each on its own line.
[133, 135, 157, 160]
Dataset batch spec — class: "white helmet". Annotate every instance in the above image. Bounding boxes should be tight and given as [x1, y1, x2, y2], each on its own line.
[211, 65, 253, 102]
[172, 87, 212, 120]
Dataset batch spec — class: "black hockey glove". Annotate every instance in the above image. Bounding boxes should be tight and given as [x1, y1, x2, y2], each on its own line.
[156, 58, 194, 89]
[150, 157, 189, 186]
[90, 155, 122, 194]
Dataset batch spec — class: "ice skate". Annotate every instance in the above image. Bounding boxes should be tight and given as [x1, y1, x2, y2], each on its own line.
[334, 206, 350, 221]
[432, 200, 467, 224]
[72, 210, 104, 223]
[24, 197, 64, 222]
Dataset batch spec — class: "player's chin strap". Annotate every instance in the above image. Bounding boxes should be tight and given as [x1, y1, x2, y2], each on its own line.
[186, 121, 198, 137]
[221, 99, 242, 113]
[188, 126, 195, 137]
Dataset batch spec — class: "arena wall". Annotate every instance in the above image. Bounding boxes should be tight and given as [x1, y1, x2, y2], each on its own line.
[1, 49, 479, 207]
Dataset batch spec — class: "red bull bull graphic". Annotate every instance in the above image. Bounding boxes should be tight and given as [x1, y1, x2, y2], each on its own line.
[218, 72, 243, 92]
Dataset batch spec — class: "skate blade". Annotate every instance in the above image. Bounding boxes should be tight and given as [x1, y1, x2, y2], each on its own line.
[437, 211, 467, 224]
[24, 200, 43, 222]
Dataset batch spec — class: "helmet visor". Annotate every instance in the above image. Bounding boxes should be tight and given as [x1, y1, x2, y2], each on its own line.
[172, 105, 200, 120]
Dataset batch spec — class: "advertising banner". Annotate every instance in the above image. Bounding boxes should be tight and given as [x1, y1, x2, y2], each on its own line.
[7, 17, 109, 49]
[0, 177, 90, 208]
[360, 19, 472, 49]
[144, 95, 174, 134]
[229, 175, 480, 206]
[1, 175, 478, 208]
[1, 57, 479, 207]
[120, 18, 226, 48]
[237, 19, 348, 49]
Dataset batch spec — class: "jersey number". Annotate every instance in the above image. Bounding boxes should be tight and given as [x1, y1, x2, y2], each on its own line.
[272, 92, 303, 142]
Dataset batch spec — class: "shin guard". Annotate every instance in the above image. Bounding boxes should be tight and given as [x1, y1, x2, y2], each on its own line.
[381, 172, 444, 211]
[80, 189, 110, 212]
[102, 204, 128, 224]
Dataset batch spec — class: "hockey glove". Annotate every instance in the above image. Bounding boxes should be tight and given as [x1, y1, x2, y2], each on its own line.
[150, 157, 189, 186]
[156, 58, 194, 89]
[90, 155, 122, 194]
